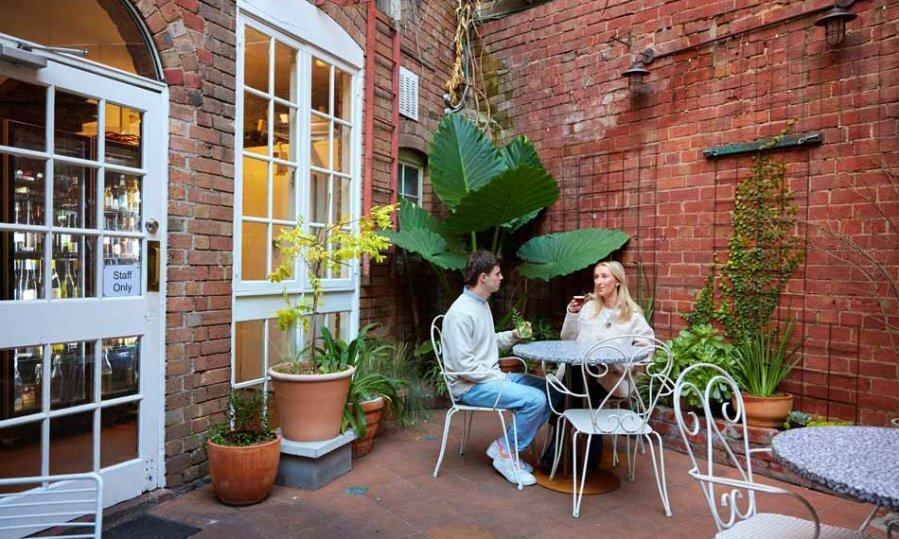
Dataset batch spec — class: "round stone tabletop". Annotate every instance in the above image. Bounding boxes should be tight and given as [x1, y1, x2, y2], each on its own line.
[771, 426, 899, 510]
[512, 340, 650, 365]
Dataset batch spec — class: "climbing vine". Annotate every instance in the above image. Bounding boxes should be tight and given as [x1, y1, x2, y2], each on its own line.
[686, 135, 804, 341]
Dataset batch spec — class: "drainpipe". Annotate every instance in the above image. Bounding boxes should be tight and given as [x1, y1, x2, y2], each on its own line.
[391, 26, 400, 210]
[362, 0, 376, 277]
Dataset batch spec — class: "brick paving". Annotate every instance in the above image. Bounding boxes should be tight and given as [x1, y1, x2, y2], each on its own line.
[149, 411, 886, 538]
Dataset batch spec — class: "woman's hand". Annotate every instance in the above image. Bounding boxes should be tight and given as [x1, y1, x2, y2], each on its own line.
[567, 298, 583, 313]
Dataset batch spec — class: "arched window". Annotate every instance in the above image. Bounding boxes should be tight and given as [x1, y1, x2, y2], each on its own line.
[0, 0, 160, 80]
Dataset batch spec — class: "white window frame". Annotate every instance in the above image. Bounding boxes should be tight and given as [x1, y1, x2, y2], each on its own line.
[398, 153, 424, 207]
[232, 0, 364, 389]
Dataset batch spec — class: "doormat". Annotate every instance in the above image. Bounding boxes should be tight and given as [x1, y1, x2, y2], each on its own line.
[104, 514, 201, 539]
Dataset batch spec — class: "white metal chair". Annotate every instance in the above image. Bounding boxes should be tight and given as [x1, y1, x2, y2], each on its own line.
[430, 315, 526, 490]
[673, 363, 875, 539]
[0, 473, 103, 539]
[545, 335, 674, 518]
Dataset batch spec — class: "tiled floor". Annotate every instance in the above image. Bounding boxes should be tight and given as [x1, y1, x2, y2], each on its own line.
[150, 411, 886, 538]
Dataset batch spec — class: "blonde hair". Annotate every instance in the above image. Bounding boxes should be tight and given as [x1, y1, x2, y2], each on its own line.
[592, 261, 642, 322]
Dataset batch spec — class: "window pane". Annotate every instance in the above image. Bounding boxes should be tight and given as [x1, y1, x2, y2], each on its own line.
[334, 68, 351, 120]
[0, 77, 46, 151]
[242, 156, 268, 218]
[53, 234, 96, 299]
[4, 231, 46, 301]
[102, 236, 140, 297]
[4, 154, 46, 225]
[311, 59, 330, 114]
[235, 319, 265, 383]
[310, 172, 328, 224]
[50, 411, 94, 475]
[268, 319, 293, 367]
[274, 41, 297, 102]
[105, 103, 142, 168]
[101, 402, 138, 468]
[274, 101, 292, 152]
[241, 221, 267, 280]
[1, 346, 43, 419]
[244, 27, 270, 92]
[310, 115, 328, 168]
[57, 164, 98, 230]
[333, 123, 350, 174]
[272, 166, 295, 221]
[333, 177, 351, 225]
[101, 336, 139, 398]
[0, 422, 41, 491]
[103, 171, 140, 232]
[271, 224, 291, 275]
[55, 91, 97, 158]
[49, 341, 95, 410]
[243, 92, 269, 155]
[401, 164, 419, 198]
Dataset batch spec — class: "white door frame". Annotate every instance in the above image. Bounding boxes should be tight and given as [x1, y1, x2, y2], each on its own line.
[0, 33, 168, 507]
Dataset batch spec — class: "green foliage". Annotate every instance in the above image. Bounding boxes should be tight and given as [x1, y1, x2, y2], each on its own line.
[314, 324, 377, 374]
[732, 316, 801, 397]
[783, 411, 853, 429]
[686, 139, 804, 341]
[415, 340, 449, 399]
[643, 324, 735, 409]
[382, 114, 629, 290]
[207, 390, 276, 448]
[269, 205, 397, 372]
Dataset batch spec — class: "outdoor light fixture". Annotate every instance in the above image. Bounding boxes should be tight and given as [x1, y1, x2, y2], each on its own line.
[815, 0, 857, 46]
[622, 48, 655, 91]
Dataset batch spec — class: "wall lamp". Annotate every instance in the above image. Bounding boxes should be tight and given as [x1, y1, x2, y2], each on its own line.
[622, 48, 655, 91]
[815, 0, 857, 46]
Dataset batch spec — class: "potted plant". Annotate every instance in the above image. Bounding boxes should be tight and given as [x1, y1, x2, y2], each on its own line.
[267, 205, 396, 442]
[341, 333, 407, 458]
[732, 316, 801, 427]
[206, 390, 280, 505]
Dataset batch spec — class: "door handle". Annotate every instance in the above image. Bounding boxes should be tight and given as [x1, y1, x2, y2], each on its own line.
[147, 240, 160, 292]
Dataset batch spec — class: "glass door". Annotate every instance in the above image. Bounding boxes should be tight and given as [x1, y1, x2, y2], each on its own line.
[0, 35, 166, 509]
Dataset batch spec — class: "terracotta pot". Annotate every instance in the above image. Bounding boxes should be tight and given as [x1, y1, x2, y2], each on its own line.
[269, 365, 355, 441]
[207, 435, 281, 506]
[739, 393, 794, 428]
[498, 357, 522, 373]
[351, 396, 386, 458]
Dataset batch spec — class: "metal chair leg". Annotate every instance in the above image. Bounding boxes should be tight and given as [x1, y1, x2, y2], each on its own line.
[497, 411, 523, 490]
[646, 431, 672, 517]
[434, 408, 458, 478]
[550, 415, 567, 481]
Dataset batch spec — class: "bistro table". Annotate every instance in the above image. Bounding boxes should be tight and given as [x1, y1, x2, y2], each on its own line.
[511, 340, 651, 495]
[771, 426, 899, 511]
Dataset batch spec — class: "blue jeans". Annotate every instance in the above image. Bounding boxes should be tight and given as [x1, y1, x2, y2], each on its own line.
[458, 373, 550, 451]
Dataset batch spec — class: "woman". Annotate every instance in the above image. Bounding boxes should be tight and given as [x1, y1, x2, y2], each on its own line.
[560, 260, 654, 398]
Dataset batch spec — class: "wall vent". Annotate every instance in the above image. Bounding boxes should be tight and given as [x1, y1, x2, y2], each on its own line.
[398, 67, 419, 121]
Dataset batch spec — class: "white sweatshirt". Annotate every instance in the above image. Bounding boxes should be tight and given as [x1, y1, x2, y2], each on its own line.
[441, 289, 517, 397]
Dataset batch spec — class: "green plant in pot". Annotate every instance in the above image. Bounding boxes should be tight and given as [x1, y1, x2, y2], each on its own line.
[206, 390, 280, 506]
[267, 205, 396, 442]
[732, 316, 801, 428]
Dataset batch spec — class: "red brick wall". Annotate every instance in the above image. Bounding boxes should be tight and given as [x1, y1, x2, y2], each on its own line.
[479, 0, 898, 424]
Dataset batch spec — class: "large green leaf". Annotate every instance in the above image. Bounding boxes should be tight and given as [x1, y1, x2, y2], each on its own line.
[502, 208, 541, 231]
[380, 228, 467, 270]
[428, 114, 506, 210]
[397, 199, 440, 231]
[500, 136, 543, 170]
[516, 229, 631, 281]
[442, 166, 559, 234]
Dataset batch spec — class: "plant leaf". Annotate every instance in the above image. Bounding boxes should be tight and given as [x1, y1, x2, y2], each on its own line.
[500, 136, 543, 170]
[380, 228, 467, 270]
[428, 114, 506, 210]
[516, 228, 631, 281]
[502, 208, 541, 231]
[442, 166, 559, 234]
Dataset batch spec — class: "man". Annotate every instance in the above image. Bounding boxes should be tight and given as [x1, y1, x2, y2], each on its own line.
[441, 250, 550, 487]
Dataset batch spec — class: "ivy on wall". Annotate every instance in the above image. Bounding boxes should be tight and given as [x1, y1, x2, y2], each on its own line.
[686, 135, 804, 340]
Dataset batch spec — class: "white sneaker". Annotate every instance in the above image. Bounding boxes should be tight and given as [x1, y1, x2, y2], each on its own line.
[486, 439, 533, 472]
[492, 456, 537, 486]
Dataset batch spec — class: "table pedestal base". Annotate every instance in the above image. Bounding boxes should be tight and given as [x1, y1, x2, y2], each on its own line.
[532, 466, 620, 494]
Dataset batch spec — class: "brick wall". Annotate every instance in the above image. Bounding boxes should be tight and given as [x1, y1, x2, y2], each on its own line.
[478, 0, 898, 424]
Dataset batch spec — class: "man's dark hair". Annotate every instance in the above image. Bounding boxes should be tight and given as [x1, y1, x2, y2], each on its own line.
[465, 250, 500, 287]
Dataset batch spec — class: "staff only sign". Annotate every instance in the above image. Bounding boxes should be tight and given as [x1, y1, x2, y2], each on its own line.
[104, 264, 141, 297]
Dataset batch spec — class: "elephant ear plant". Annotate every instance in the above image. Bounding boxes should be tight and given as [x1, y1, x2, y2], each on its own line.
[381, 114, 630, 294]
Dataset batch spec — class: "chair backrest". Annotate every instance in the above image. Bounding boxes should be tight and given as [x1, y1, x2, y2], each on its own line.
[0, 472, 103, 539]
[673, 363, 758, 532]
[581, 335, 674, 433]
[430, 315, 459, 407]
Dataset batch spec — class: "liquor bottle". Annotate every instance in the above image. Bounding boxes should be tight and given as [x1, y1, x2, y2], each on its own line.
[117, 175, 127, 210]
[22, 260, 38, 300]
[13, 260, 23, 300]
[127, 178, 141, 214]
[51, 261, 62, 299]
[13, 200, 21, 224]
[104, 183, 114, 210]
[66, 261, 79, 298]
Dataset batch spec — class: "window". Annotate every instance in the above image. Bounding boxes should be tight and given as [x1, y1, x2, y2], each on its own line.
[398, 150, 424, 206]
[232, 6, 362, 390]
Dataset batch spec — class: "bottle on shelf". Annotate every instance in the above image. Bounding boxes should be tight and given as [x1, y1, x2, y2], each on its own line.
[51, 261, 62, 299]
[127, 178, 141, 214]
[104, 183, 114, 210]
[13, 260, 23, 300]
[65, 261, 78, 298]
[22, 260, 38, 301]
[117, 175, 127, 210]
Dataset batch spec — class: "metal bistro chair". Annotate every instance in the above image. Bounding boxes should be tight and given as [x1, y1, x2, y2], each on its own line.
[545, 335, 674, 518]
[0, 473, 103, 539]
[430, 315, 526, 490]
[673, 363, 875, 539]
